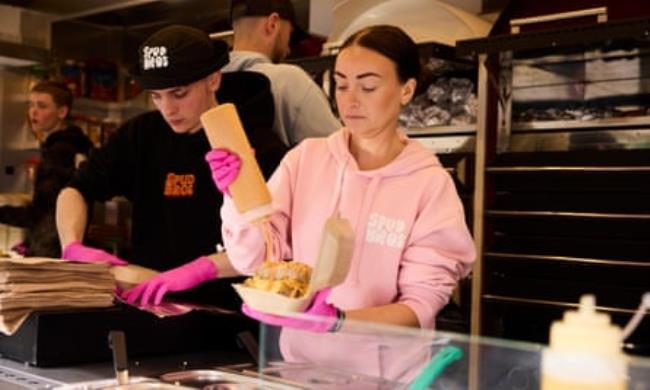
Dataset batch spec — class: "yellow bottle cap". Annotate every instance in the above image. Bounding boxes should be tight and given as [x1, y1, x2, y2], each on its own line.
[549, 295, 622, 355]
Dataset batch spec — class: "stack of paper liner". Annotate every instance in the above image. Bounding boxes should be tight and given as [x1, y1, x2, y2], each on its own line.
[0, 257, 167, 335]
[200, 103, 355, 315]
[0, 258, 115, 335]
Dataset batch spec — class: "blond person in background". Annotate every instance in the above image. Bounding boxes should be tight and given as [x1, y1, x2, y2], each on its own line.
[0, 81, 92, 258]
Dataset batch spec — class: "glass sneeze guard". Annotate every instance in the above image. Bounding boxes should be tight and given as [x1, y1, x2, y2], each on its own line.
[253, 312, 650, 389]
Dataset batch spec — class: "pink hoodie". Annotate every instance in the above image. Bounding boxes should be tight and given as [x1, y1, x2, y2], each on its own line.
[221, 128, 476, 379]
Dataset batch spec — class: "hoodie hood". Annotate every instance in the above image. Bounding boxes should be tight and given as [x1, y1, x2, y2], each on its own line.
[326, 127, 442, 178]
[221, 51, 271, 72]
[324, 128, 446, 285]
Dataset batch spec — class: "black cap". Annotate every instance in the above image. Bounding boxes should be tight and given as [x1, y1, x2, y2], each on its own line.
[131, 25, 229, 90]
[230, 0, 297, 25]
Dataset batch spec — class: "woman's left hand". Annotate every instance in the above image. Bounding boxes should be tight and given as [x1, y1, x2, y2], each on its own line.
[242, 288, 341, 333]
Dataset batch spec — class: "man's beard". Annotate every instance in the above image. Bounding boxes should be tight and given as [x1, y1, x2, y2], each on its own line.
[270, 38, 288, 63]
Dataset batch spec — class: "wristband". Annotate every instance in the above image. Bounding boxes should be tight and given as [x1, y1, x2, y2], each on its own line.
[328, 308, 346, 333]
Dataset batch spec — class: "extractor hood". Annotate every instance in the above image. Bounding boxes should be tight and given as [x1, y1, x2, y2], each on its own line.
[325, 0, 493, 51]
[0, 4, 51, 66]
[0, 45, 47, 67]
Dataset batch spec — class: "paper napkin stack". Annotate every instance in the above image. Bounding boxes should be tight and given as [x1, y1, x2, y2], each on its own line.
[0, 257, 115, 335]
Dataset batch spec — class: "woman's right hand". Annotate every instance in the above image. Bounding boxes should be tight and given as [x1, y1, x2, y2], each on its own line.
[204, 149, 241, 195]
[62, 241, 128, 266]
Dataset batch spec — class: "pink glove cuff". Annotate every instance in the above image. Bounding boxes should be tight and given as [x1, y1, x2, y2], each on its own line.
[62, 241, 128, 266]
[61, 240, 82, 259]
[121, 256, 218, 306]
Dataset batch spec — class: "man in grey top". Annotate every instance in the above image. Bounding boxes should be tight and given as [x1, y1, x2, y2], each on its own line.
[223, 0, 340, 146]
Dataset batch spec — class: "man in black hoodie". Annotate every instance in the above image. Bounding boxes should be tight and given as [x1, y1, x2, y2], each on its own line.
[0, 81, 93, 257]
[56, 25, 286, 307]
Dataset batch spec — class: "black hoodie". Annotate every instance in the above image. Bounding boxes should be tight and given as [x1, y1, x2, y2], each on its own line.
[0, 125, 93, 257]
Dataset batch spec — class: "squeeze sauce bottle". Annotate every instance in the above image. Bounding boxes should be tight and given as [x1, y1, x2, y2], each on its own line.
[541, 295, 627, 390]
[200, 103, 273, 223]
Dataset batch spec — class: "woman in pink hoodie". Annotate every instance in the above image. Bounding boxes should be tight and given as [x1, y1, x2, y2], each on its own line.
[207, 25, 476, 378]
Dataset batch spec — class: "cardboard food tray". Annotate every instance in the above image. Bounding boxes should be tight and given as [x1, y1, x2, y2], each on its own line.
[232, 283, 312, 314]
[233, 217, 355, 315]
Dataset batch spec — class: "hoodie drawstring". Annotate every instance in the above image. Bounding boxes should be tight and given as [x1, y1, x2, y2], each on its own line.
[328, 155, 349, 217]
[348, 176, 382, 284]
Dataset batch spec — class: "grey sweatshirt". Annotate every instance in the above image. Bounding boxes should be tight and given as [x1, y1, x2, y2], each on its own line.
[222, 51, 341, 146]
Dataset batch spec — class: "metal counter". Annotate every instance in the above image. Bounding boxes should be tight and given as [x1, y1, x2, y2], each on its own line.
[0, 350, 250, 389]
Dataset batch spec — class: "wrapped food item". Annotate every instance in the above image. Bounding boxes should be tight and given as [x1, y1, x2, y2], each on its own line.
[400, 77, 477, 128]
[243, 261, 312, 298]
[423, 105, 451, 127]
[426, 84, 447, 104]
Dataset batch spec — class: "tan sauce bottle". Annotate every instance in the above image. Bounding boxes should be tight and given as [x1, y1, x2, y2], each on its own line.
[201, 103, 275, 262]
[541, 295, 627, 390]
[201, 103, 273, 223]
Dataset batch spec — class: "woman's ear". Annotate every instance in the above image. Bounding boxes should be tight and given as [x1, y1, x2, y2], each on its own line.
[400, 78, 417, 106]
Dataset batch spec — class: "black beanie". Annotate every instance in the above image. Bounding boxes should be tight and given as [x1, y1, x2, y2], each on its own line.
[131, 25, 229, 90]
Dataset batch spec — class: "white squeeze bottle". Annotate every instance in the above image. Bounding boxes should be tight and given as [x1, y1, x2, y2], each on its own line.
[541, 295, 627, 390]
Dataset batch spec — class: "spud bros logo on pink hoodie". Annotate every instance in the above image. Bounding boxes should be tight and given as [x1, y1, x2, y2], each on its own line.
[365, 212, 406, 249]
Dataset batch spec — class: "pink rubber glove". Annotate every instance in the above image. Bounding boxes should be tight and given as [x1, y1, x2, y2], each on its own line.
[242, 288, 341, 333]
[205, 149, 241, 195]
[62, 241, 128, 266]
[11, 241, 27, 256]
[121, 256, 217, 306]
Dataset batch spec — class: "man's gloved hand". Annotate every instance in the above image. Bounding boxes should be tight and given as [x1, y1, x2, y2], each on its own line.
[205, 149, 241, 195]
[62, 241, 128, 266]
[11, 241, 27, 256]
[242, 288, 342, 333]
[121, 256, 217, 306]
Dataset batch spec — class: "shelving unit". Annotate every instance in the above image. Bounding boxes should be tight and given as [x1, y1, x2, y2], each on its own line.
[458, 12, 650, 355]
[71, 96, 150, 147]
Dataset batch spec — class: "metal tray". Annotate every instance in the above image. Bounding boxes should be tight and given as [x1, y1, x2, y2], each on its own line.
[54, 377, 193, 390]
[160, 369, 299, 389]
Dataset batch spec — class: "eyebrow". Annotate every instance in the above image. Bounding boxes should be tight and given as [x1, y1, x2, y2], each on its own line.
[334, 71, 381, 80]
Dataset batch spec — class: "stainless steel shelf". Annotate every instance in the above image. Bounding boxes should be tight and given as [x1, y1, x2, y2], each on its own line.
[509, 47, 650, 66]
[456, 17, 650, 57]
[485, 252, 650, 268]
[406, 124, 476, 136]
[482, 294, 641, 315]
[512, 115, 650, 132]
[487, 166, 650, 172]
[486, 210, 650, 219]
